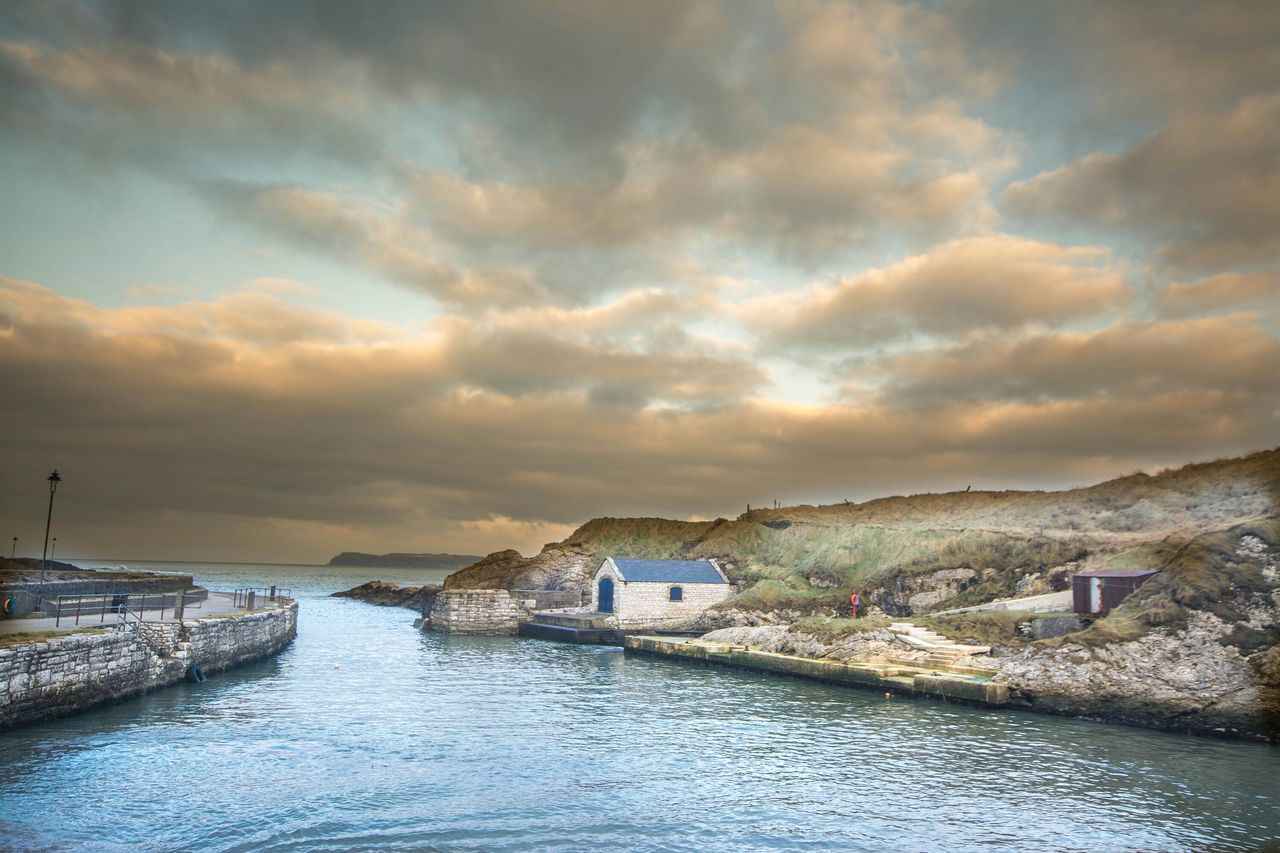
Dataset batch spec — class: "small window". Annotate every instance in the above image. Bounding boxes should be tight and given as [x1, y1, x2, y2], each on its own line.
[669, 586, 683, 601]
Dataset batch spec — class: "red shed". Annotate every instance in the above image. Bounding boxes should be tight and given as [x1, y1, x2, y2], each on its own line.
[1072, 569, 1161, 616]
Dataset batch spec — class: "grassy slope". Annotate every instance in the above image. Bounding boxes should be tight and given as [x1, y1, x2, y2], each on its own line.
[446, 448, 1279, 623]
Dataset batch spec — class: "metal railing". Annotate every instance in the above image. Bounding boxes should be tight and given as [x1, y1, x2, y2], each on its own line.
[232, 586, 291, 608]
[114, 604, 175, 655]
[52, 589, 206, 627]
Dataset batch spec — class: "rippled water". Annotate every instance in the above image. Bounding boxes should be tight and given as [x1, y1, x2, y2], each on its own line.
[2, 563, 1277, 851]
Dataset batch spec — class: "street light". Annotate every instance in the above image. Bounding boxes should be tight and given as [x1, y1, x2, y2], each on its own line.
[9, 537, 15, 558]
[51, 537, 57, 562]
[40, 470, 61, 590]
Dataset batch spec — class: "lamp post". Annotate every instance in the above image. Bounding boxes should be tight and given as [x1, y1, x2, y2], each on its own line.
[51, 538, 57, 562]
[9, 537, 15, 558]
[40, 470, 61, 590]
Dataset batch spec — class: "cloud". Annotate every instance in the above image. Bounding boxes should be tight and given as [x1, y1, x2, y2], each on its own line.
[3, 275, 1275, 562]
[744, 235, 1128, 351]
[1068, 1, 1280, 114]
[0, 36, 378, 169]
[1157, 271, 1280, 318]
[866, 314, 1280, 409]
[202, 181, 548, 307]
[3, 0, 1014, 273]
[1003, 94, 1280, 272]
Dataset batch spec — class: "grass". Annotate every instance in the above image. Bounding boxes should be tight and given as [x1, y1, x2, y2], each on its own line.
[1046, 611, 1149, 648]
[791, 616, 893, 641]
[914, 611, 1047, 646]
[789, 610, 1069, 647]
[704, 527, 1089, 615]
[566, 517, 718, 558]
[0, 627, 107, 647]
[713, 577, 848, 614]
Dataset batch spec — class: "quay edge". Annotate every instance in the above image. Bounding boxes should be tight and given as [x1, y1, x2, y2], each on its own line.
[624, 635, 1010, 707]
[0, 600, 298, 730]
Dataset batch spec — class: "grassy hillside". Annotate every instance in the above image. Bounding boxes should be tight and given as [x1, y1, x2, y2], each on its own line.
[445, 447, 1279, 621]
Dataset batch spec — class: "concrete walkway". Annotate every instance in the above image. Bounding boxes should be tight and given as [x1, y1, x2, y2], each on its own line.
[0, 592, 248, 635]
[931, 590, 1072, 616]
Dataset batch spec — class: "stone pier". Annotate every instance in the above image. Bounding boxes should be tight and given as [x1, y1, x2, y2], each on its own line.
[0, 599, 298, 729]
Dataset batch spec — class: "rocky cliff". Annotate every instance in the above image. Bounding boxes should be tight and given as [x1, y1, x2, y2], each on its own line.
[446, 448, 1278, 617]
[440, 447, 1278, 740]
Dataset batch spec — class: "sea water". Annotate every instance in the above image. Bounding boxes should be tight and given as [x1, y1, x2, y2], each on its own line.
[1, 562, 1277, 851]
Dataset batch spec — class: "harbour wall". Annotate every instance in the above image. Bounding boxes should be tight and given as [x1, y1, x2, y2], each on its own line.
[0, 602, 298, 729]
[624, 635, 1010, 706]
[424, 588, 579, 634]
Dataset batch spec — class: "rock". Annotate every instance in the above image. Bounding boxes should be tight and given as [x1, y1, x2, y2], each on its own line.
[700, 624, 935, 666]
[870, 567, 979, 616]
[994, 611, 1277, 740]
[442, 546, 596, 592]
[331, 581, 441, 613]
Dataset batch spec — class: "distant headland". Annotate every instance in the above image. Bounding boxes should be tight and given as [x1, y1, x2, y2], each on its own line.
[326, 552, 481, 570]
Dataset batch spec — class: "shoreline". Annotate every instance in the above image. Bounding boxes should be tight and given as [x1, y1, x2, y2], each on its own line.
[621, 628, 1277, 743]
[340, 578, 1280, 743]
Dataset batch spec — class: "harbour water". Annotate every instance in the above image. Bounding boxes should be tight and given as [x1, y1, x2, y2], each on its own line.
[2, 562, 1277, 851]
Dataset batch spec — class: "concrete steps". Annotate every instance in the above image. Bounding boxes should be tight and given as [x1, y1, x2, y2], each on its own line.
[518, 621, 621, 644]
[529, 610, 614, 629]
[889, 623, 991, 667]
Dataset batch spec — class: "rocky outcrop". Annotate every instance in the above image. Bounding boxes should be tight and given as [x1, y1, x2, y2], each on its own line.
[696, 606, 838, 631]
[442, 545, 596, 598]
[994, 611, 1278, 740]
[865, 567, 980, 615]
[331, 581, 441, 613]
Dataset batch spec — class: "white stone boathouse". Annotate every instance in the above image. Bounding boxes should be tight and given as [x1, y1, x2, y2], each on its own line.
[591, 557, 732, 628]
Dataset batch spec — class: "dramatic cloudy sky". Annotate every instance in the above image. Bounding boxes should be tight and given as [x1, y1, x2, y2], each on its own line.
[1, 1, 1276, 562]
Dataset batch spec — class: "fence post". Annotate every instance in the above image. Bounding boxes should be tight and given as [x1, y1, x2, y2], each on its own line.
[247, 590, 256, 609]
[174, 587, 185, 622]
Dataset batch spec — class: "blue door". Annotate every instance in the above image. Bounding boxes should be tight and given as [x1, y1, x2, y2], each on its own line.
[598, 577, 614, 613]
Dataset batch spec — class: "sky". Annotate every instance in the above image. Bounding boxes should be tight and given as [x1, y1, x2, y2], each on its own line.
[1, 0, 1277, 563]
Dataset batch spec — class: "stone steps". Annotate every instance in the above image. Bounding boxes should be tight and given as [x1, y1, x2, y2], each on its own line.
[889, 622, 990, 659]
[529, 610, 615, 629]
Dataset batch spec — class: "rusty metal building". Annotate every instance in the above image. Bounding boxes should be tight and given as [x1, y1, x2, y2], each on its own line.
[1072, 568, 1161, 616]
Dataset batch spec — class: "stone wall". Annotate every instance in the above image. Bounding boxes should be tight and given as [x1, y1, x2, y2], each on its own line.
[512, 589, 581, 610]
[427, 589, 530, 634]
[0, 601, 297, 730]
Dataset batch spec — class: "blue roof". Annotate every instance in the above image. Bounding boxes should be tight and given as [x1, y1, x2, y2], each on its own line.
[610, 558, 726, 584]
